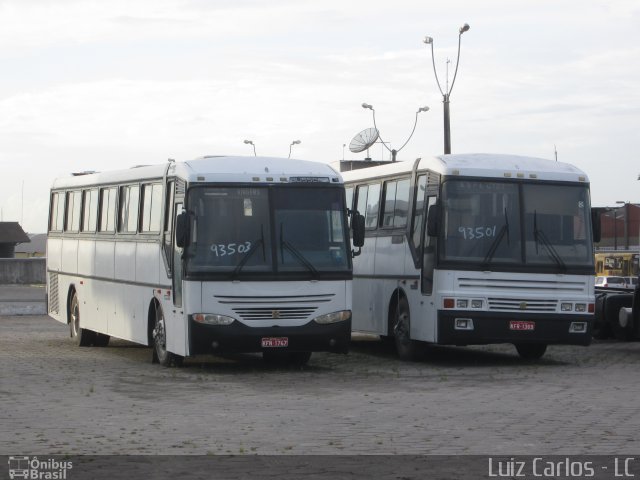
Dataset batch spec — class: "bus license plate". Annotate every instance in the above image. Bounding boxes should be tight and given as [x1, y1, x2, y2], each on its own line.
[510, 321, 535, 331]
[261, 337, 289, 348]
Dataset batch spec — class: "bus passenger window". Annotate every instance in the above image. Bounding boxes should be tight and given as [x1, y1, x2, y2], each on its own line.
[99, 187, 116, 232]
[81, 189, 98, 232]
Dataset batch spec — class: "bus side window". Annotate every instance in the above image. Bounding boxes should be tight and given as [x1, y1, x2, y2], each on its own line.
[49, 192, 65, 232]
[98, 187, 116, 233]
[355, 184, 368, 225]
[393, 178, 410, 228]
[364, 183, 381, 229]
[118, 185, 140, 234]
[382, 180, 397, 227]
[81, 189, 98, 233]
[422, 195, 438, 295]
[345, 186, 354, 212]
[65, 191, 81, 233]
[411, 175, 427, 254]
[163, 181, 175, 271]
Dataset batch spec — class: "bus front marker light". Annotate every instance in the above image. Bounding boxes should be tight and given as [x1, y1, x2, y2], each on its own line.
[588, 303, 595, 313]
[314, 310, 351, 324]
[471, 299, 483, 309]
[569, 322, 587, 333]
[456, 299, 468, 309]
[193, 313, 236, 325]
[561, 303, 573, 312]
[443, 298, 455, 309]
[454, 318, 474, 330]
[575, 303, 586, 312]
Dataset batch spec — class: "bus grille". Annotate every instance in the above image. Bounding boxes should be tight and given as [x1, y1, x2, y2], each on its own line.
[215, 294, 333, 321]
[232, 307, 318, 321]
[487, 297, 558, 312]
[49, 272, 59, 314]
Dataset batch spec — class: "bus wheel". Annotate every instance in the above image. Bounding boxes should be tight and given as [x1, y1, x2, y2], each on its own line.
[392, 297, 421, 361]
[515, 343, 547, 361]
[69, 291, 95, 347]
[152, 304, 183, 367]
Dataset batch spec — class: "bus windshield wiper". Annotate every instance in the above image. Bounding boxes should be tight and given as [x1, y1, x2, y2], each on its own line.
[533, 211, 566, 271]
[232, 226, 266, 278]
[482, 208, 510, 268]
[279, 224, 318, 276]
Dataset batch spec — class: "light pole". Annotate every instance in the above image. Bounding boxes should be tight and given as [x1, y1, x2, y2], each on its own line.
[361, 103, 429, 162]
[243, 139, 256, 156]
[288, 140, 301, 159]
[423, 23, 470, 155]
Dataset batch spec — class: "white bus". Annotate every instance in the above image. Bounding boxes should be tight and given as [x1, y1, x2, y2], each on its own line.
[47, 156, 363, 366]
[342, 153, 596, 360]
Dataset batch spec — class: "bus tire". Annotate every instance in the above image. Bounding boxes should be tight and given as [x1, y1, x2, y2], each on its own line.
[69, 290, 95, 347]
[607, 295, 634, 341]
[592, 293, 611, 339]
[152, 303, 184, 367]
[94, 333, 110, 347]
[515, 343, 547, 361]
[392, 296, 421, 361]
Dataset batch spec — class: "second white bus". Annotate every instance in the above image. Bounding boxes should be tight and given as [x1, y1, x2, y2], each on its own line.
[343, 153, 596, 360]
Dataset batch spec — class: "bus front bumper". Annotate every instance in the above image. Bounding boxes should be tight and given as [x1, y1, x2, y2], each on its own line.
[437, 311, 593, 346]
[189, 318, 351, 355]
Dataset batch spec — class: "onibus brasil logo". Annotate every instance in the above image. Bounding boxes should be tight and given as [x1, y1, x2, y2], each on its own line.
[8, 456, 72, 479]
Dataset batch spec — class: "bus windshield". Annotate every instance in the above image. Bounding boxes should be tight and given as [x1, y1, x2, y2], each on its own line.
[440, 179, 593, 271]
[186, 186, 350, 277]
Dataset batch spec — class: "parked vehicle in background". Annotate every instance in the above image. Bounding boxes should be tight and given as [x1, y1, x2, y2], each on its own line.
[624, 276, 638, 289]
[594, 276, 627, 288]
[594, 252, 639, 277]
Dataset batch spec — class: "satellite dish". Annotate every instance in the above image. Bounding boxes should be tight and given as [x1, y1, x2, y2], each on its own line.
[349, 128, 379, 153]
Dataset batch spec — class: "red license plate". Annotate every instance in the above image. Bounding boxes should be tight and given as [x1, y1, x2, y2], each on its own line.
[510, 321, 535, 331]
[261, 337, 289, 348]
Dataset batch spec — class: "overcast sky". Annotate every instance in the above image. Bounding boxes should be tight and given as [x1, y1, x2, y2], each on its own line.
[1, 0, 639, 232]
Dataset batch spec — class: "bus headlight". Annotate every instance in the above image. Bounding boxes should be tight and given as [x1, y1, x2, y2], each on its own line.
[314, 311, 351, 324]
[193, 313, 236, 325]
[561, 303, 573, 312]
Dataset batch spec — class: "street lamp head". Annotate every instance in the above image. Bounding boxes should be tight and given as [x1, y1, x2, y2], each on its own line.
[423, 36, 433, 44]
[417, 106, 430, 113]
[291, 140, 301, 145]
[243, 139, 254, 145]
[459, 23, 470, 34]
[362, 103, 373, 110]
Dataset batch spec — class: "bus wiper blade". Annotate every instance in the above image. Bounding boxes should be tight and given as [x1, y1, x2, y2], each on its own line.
[533, 211, 566, 271]
[482, 208, 510, 268]
[232, 227, 265, 278]
[280, 224, 319, 276]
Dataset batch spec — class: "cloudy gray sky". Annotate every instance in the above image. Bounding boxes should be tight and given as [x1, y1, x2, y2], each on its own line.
[1, 0, 639, 232]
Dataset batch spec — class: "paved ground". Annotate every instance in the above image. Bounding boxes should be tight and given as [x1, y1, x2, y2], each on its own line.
[2, 313, 640, 461]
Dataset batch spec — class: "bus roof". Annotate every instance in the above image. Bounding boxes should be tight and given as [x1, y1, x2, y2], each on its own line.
[51, 156, 342, 189]
[341, 153, 589, 184]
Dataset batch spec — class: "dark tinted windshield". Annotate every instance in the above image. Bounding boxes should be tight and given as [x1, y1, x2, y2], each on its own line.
[440, 179, 594, 271]
[186, 186, 350, 277]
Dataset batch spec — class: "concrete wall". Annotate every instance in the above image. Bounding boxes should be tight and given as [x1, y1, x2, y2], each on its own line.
[0, 258, 46, 284]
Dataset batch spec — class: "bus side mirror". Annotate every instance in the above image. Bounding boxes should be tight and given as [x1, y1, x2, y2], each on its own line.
[591, 208, 601, 243]
[426, 203, 440, 237]
[351, 212, 365, 257]
[175, 212, 190, 248]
